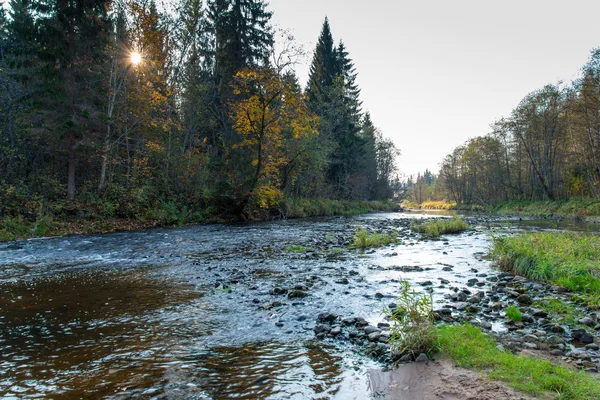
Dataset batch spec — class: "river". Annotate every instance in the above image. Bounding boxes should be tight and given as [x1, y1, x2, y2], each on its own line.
[0, 212, 596, 399]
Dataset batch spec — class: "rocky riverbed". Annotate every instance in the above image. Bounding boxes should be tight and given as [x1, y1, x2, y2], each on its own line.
[1, 212, 598, 398]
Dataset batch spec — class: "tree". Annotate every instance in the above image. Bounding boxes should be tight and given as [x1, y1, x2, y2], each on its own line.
[229, 67, 319, 216]
[35, 0, 111, 200]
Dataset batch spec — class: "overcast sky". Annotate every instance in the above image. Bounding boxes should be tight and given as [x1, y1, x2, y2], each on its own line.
[268, 0, 600, 178]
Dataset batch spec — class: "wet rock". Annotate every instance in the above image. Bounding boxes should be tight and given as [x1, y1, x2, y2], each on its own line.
[314, 324, 331, 334]
[354, 317, 368, 327]
[368, 332, 381, 342]
[572, 329, 594, 344]
[531, 308, 548, 318]
[317, 313, 337, 323]
[481, 321, 492, 330]
[442, 266, 453, 271]
[375, 292, 384, 299]
[270, 287, 288, 296]
[415, 353, 429, 363]
[467, 296, 480, 304]
[342, 317, 356, 325]
[455, 302, 469, 311]
[521, 314, 534, 323]
[377, 322, 390, 329]
[550, 349, 563, 356]
[335, 278, 350, 285]
[466, 305, 481, 313]
[491, 302, 505, 311]
[419, 281, 433, 286]
[517, 294, 533, 305]
[330, 326, 342, 336]
[364, 325, 381, 335]
[586, 343, 599, 351]
[579, 317, 595, 326]
[398, 354, 413, 363]
[435, 308, 452, 316]
[287, 290, 308, 299]
[467, 278, 479, 287]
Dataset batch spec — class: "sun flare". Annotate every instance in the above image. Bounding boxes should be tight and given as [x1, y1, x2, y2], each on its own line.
[130, 51, 142, 65]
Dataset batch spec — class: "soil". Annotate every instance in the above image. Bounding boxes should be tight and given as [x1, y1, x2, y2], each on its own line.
[368, 359, 533, 400]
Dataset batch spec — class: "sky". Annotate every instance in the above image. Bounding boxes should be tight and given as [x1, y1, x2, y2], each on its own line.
[268, 0, 600, 178]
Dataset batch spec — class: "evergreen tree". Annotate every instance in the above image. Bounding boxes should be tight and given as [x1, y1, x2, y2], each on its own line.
[34, 0, 111, 200]
[208, 0, 273, 87]
[306, 17, 337, 105]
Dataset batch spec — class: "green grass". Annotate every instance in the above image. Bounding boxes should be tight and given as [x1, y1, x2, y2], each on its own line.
[505, 305, 523, 322]
[492, 197, 600, 219]
[410, 217, 469, 238]
[352, 227, 398, 248]
[283, 245, 305, 253]
[437, 324, 600, 399]
[492, 232, 600, 299]
[283, 198, 401, 219]
[534, 298, 580, 325]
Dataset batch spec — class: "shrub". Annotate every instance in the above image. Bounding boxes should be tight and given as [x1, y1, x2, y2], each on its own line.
[352, 227, 397, 248]
[386, 281, 437, 359]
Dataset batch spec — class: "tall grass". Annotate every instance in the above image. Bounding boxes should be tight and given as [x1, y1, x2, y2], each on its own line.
[437, 324, 600, 399]
[492, 232, 600, 297]
[410, 217, 469, 238]
[283, 198, 400, 219]
[492, 197, 600, 219]
[352, 227, 398, 248]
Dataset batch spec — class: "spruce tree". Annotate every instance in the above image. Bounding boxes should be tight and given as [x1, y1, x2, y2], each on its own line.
[306, 17, 337, 105]
[35, 0, 111, 200]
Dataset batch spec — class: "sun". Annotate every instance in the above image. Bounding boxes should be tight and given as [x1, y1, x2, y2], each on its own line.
[130, 51, 142, 66]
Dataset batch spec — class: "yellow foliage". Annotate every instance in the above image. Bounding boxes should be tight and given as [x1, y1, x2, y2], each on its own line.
[229, 67, 319, 210]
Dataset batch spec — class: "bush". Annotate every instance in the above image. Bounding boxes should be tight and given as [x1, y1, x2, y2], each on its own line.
[386, 281, 437, 359]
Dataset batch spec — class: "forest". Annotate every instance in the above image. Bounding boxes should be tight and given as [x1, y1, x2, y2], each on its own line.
[0, 0, 399, 230]
[408, 49, 600, 209]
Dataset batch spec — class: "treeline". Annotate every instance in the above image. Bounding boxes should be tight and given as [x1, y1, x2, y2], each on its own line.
[0, 0, 399, 222]
[413, 49, 600, 206]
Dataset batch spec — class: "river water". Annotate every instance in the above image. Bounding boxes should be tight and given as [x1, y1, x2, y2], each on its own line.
[0, 212, 596, 399]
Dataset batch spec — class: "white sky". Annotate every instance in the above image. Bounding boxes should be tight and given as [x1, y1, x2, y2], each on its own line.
[268, 0, 600, 178]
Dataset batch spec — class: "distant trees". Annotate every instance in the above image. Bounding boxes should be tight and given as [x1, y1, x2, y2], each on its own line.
[0, 1, 400, 221]
[429, 49, 600, 205]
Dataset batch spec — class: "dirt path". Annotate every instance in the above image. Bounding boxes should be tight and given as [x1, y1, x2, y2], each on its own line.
[368, 359, 533, 400]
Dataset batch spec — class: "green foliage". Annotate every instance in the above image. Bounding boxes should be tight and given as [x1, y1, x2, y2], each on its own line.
[437, 324, 600, 399]
[410, 217, 469, 238]
[352, 227, 397, 249]
[283, 245, 305, 253]
[534, 298, 580, 325]
[492, 232, 600, 297]
[283, 198, 400, 219]
[505, 306, 522, 322]
[386, 281, 437, 358]
[492, 198, 600, 219]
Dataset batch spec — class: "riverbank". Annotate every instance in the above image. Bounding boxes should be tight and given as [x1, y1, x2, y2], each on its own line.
[405, 197, 600, 222]
[0, 198, 401, 241]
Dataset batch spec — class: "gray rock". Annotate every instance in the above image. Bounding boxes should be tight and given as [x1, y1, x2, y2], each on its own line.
[586, 343, 599, 351]
[330, 326, 342, 336]
[288, 290, 308, 299]
[522, 314, 534, 323]
[314, 324, 331, 334]
[368, 332, 381, 342]
[481, 321, 492, 330]
[579, 317, 595, 326]
[549, 325, 565, 334]
[317, 313, 337, 323]
[415, 353, 429, 363]
[531, 308, 548, 318]
[517, 294, 533, 305]
[572, 329, 594, 344]
[364, 325, 381, 334]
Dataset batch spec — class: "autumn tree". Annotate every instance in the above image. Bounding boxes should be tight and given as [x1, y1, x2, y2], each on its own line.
[229, 67, 319, 216]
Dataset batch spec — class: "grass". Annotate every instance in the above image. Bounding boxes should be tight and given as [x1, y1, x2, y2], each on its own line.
[410, 217, 469, 238]
[534, 298, 580, 326]
[283, 245, 305, 253]
[352, 227, 398, 248]
[283, 198, 401, 219]
[386, 281, 437, 358]
[492, 232, 600, 300]
[437, 324, 600, 399]
[492, 197, 600, 219]
[505, 305, 523, 322]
